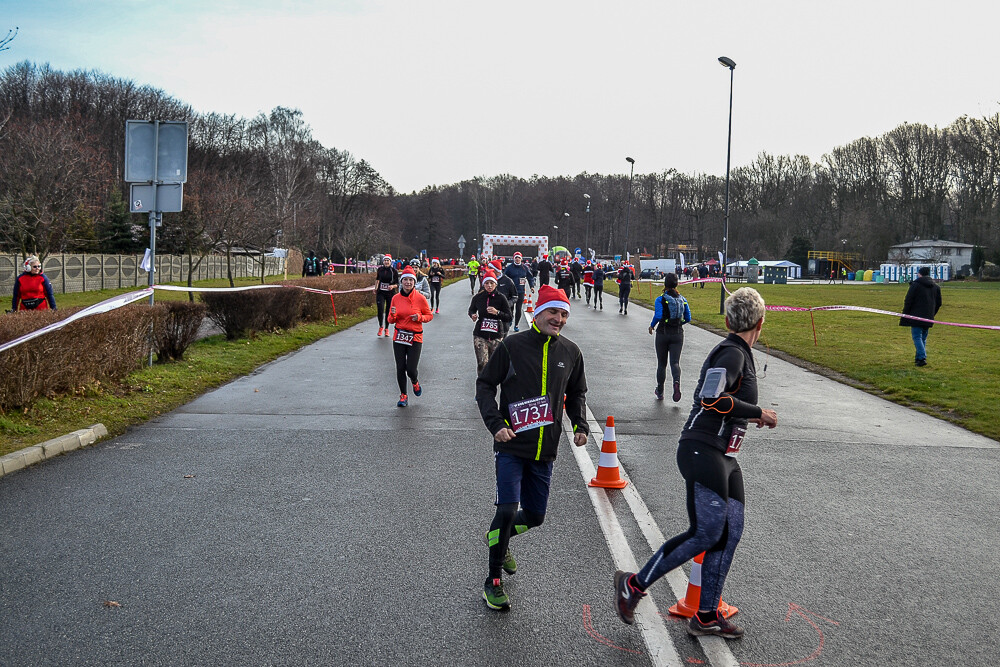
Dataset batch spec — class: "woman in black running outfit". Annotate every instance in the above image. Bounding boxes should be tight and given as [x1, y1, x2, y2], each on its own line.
[427, 258, 446, 313]
[614, 287, 777, 639]
[648, 273, 691, 402]
[375, 255, 399, 337]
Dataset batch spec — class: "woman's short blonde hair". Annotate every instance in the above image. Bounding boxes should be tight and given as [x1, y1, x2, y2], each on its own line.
[725, 287, 765, 333]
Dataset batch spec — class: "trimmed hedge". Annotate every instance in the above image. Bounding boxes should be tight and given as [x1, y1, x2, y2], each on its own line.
[154, 301, 207, 361]
[0, 275, 377, 411]
[0, 305, 154, 410]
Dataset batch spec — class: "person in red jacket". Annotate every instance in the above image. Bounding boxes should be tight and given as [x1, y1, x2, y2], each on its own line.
[11, 256, 57, 311]
[387, 267, 434, 407]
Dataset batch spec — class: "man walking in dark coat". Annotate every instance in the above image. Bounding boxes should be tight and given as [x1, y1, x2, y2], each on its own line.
[899, 266, 942, 367]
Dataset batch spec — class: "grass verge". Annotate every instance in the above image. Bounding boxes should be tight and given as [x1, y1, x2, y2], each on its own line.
[0, 305, 375, 457]
[607, 280, 1000, 442]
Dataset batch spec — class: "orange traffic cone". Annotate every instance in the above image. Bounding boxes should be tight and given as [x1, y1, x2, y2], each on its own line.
[667, 552, 738, 618]
[589, 416, 628, 489]
[525, 290, 535, 318]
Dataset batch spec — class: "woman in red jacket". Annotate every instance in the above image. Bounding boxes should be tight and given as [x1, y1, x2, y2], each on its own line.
[388, 267, 434, 407]
[11, 256, 57, 311]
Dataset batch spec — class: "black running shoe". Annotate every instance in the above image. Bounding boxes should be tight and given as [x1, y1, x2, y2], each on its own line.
[654, 388, 664, 401]
[483, 578, 510, 611]
[614, 570, 646, 625]
[687, 611, 744, 639]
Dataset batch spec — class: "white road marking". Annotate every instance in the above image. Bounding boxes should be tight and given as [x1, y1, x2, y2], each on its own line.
[570, 405, 740, 667]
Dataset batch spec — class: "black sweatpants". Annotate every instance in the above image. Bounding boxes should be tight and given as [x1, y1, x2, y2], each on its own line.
[619, 284, 631, 311]
[376, 290, 393, 328]
[393, 341, 422, 394]
[655, 327, 684, 391]
[430, 284, 442, 310]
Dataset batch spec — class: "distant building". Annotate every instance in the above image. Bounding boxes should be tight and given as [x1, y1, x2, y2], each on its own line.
[887, 240, 974, 276]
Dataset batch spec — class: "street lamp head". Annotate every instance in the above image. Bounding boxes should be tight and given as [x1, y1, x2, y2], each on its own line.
[718, 56, 736, 69]
[564, 212, 570, 217]
[625, 157, 635, 164]
[583, 193, 590, 199]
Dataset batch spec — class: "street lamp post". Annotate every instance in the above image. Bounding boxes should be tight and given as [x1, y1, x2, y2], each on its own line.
[583, 193, 591, 258]
[718, 56, 736, 315]
[624, 157, 635, 263]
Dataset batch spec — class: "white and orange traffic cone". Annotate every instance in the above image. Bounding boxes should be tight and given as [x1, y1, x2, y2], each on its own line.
[667, 552, 738, 618]
[589, 416, 628, 489]
[525, 290, 535, 319]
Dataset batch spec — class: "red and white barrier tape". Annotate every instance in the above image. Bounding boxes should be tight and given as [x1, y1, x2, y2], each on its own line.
[675, 278, 998, 331]
[1, 283, 377, 354]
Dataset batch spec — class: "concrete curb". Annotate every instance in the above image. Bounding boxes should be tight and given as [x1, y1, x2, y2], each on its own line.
[0, 424, 108, 479]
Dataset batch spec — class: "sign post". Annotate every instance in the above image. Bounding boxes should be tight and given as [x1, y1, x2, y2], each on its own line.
[125, 120, 188, 365]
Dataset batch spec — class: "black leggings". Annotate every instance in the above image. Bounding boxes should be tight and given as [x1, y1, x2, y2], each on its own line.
[429, 284, 442, 309]
[619, 284, 631, 309]
[376, 290, 393, 328]
[594, 285, 603, 306]
[392, 341, 422, 394]
[513, 293, 525, 327]
[635, 441, 745, 611]
[469, 274, 478, 292]
[655, 327, 684, 391]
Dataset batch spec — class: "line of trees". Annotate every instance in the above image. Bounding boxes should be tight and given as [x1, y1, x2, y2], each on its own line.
[0, 61, 396, 284]
[394, 117, 1000, 272]
[4, 59, 1000, 275]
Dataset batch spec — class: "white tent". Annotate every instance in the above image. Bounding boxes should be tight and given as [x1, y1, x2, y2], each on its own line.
[726, 260, 802, 279]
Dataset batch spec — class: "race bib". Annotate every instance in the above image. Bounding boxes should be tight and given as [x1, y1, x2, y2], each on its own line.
[393, 328, 415, 346]
[480, 318, 500, 333]
[431, 276, 441, 283]
[725, 425, 747, 457]
[508, 396, 554, 434]
[519, 277, 527, 286]
[379, 282, 393, 291]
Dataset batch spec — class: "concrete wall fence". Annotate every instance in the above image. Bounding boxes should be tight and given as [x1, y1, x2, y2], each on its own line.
[0, 253, 286, 297]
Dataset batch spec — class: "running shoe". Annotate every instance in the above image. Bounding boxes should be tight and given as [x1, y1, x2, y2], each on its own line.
[513, 326, 519, 332]
[614, 570, 646, 625]
[483, 533, 517, 574]
[435, 308, 440, 314]
[483, 578, 510, 611]
[687, 611, 745, 639]
[915, 359, 927, 367]
[412, 381, 422, 397]
[673, 381, 682, 402]
[654, 388, 664, 401]
[377, 327, 384, 337]
[397, 394, 408, 407]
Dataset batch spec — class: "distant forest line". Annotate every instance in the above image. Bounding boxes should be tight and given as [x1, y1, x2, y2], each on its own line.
[2, 60, 999, 273]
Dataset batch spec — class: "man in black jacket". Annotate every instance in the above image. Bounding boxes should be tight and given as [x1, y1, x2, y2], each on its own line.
[476, 285, 589, 611]
[536, 254, 553, 286]
[899, 266, 942, 366]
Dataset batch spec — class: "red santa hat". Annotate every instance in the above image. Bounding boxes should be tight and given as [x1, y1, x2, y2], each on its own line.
[383, 254, 392, 260]
[513, 251, 522, 259]
[491, 259, 503, 270]
[400, 267, 416, 278]
[533, 285, 571, 315]
[481, 269, 497, 285]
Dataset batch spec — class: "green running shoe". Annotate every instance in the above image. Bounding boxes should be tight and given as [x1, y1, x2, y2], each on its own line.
[483, 577, 510, 611]
[501, 548, 517, 575]
[485, 532, 517, 575]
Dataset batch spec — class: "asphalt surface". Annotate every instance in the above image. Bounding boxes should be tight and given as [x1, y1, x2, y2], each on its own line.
[2, 279, 998, 666]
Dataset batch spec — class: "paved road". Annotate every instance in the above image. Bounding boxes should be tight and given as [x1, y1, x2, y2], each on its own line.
[2, 280, 998, 666]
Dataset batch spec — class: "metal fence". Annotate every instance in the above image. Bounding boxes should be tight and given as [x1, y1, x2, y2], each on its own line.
[0, 253, 286, 297]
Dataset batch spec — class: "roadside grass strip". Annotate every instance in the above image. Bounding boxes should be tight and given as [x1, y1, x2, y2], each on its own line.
[608, 280, 1000, 441]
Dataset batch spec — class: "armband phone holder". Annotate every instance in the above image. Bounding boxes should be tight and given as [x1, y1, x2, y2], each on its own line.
[701, 367, 727, 398]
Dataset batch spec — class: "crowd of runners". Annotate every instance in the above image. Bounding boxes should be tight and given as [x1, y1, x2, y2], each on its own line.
[369, 248, 777, 641]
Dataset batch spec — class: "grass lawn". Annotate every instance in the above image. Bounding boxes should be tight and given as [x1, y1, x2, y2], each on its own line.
[1, 273, 467, 457]
[609, 279, 1000, 442]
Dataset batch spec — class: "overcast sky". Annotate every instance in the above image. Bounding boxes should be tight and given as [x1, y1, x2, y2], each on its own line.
[5, 0, 999, 193]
